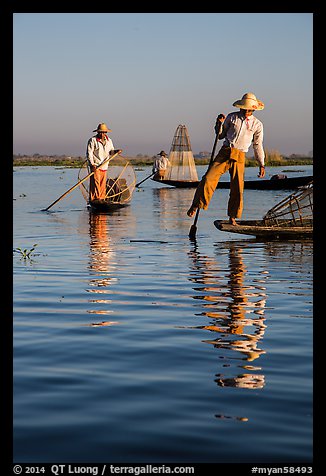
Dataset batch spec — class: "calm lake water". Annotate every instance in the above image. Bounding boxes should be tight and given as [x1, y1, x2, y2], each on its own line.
[13, 165, 313, 464]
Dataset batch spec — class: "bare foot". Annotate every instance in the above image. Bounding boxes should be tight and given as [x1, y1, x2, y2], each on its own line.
[187, 206, 197, 218]
[229, 218, 237, 225]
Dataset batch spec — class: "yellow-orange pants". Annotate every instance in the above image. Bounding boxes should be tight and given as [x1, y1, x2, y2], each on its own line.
[89, 169, 107, 201]
[153, 170, 166, 180]
[190, 146, 246, 219]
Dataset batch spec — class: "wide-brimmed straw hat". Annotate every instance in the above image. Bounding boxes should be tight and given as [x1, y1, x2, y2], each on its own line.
[159, 150, 167, 156]
[93, 122, 112, 132]
[233, 93, 264, 110]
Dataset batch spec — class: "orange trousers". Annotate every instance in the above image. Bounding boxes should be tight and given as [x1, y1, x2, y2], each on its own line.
[89, 169, 107, 201]
[190, 146, 245, 219]
[153, 170, 166, 180]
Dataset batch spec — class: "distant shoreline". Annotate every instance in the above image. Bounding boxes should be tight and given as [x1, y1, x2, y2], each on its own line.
[13, 155, 313, 168]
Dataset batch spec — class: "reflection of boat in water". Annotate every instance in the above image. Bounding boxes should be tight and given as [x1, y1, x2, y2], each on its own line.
[215, 182, 313, 239]
[78, 158, 136, 212]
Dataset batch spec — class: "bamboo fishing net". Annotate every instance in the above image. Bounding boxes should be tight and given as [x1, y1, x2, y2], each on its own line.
[263, 181, 313, 227]
[78, 157, 136, 205]
[164, 124, 198, 182]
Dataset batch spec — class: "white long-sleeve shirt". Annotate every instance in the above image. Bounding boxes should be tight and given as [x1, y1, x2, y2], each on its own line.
[152, 155, 170, 173]
[86, 135, 115, 171]
[219, 111, 265, 166]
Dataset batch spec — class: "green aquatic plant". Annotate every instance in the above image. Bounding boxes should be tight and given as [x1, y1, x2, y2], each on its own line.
[13, 244, 38, 260]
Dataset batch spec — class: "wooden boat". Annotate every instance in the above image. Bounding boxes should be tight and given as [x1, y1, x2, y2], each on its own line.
[78, 159, 136, 212]
[214, 182, 313, 239]
[153, 174, 313, 190]
[214, 219, 313, 239]
[88, 199, 130, 212]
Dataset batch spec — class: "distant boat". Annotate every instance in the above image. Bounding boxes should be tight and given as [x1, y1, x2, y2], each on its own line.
[152, 124, 199, 185]
[153, 174, 313, 190]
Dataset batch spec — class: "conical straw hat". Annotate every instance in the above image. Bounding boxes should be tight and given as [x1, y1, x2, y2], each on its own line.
[233, 92, 264, 110]
[93, 122, 112, 132]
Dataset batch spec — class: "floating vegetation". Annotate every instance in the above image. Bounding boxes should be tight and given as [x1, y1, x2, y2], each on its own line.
[13, 244, 38, 260]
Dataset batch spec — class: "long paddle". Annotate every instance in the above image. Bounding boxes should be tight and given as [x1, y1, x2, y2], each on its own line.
[42, 151, 120, 211]
[189, 117, 223, 239]
[136, 171, 155, 188]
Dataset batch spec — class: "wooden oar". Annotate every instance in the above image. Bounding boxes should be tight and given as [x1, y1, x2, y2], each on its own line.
[135, 171, 155, 188]
[189, 117, 223, 239]
[42, 151, 120, 211]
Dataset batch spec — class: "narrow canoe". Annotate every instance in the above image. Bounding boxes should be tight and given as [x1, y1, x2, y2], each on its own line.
[152, 175, 313, 190]
[214, 219, 313, 239]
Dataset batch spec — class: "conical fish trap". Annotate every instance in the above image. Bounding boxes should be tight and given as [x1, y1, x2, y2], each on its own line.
[164, 124, 198, 181]
[263, 181, 313, 227]
[78, 157, 136, 205]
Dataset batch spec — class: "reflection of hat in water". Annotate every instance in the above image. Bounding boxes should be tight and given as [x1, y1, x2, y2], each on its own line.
[233, 92, 264, 110]
[159, 150, 167, 156]
[93, 122, 112, 132]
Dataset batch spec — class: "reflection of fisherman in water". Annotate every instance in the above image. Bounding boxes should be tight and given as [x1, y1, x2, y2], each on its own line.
[216, 373, 265, 389]
[220, 244, 266, 359]
[86, 213, 118, 325]
[187, 242, 268, 389]
[88, 212, 116, 284]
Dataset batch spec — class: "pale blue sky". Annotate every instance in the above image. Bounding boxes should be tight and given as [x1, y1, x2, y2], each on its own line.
[13, 12, 313, 157]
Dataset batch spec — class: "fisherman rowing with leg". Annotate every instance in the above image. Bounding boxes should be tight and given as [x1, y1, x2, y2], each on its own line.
[187, 92, 266, 225]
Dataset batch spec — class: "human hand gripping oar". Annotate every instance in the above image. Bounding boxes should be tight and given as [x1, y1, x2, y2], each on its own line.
[188, 116, 223, 239]
[42, 151, 121, 211]
[135, 171, 155, 188]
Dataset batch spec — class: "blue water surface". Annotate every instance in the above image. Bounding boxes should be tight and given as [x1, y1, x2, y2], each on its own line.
[13, 165, 313, 463]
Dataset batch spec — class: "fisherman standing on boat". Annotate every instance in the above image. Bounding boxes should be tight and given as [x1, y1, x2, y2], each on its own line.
[87, 123, 122, 201]
[187, 93, 266, 225]
[152, 151, 170, 180]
